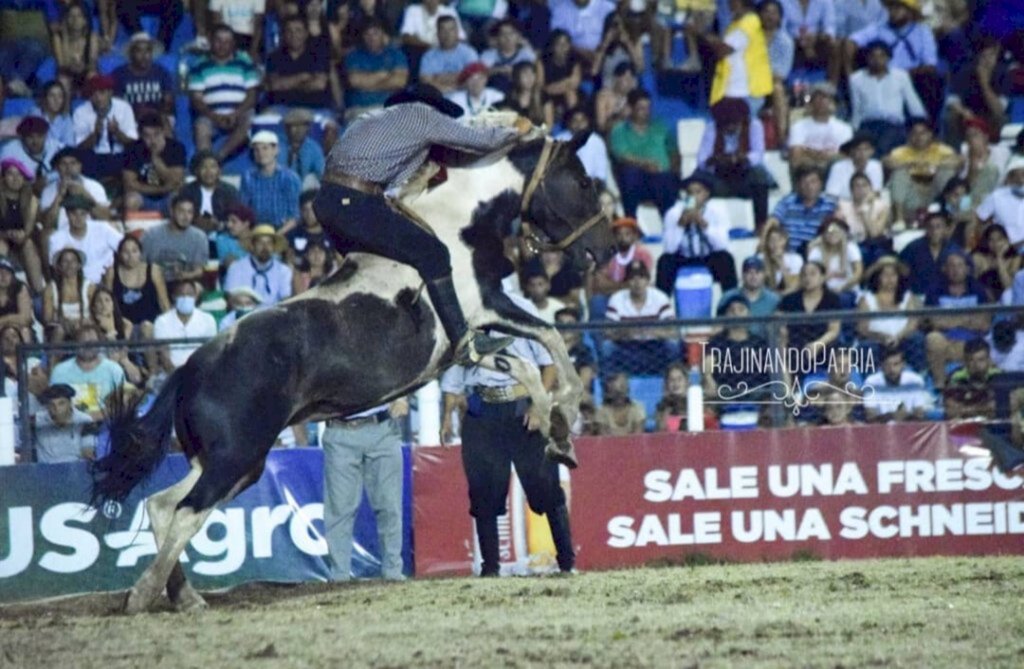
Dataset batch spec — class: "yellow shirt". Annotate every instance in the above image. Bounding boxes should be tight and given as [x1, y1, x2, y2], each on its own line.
[711, 13, 773, 105]
[888, 143, 957, 178]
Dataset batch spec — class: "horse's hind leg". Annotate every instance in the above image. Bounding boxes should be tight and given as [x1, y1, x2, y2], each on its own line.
[145, 459, 206, 611]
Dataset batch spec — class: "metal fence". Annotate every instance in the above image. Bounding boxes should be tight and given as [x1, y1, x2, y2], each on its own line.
[11, 304, 1024, 462]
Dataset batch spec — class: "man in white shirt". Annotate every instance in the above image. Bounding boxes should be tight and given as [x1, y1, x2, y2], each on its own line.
[848, 40, 926, 155]
[210, 0, 266, 58]
[39, 147, 112, 230]
[788, 82, 852, 174]
[153, 279, 218, 370]
[604, 260, 680, 375]
[975, 157, 1024, 249]
[72, 75, 138, 183]
[863, 346, 932, 422]
[47, 195, 124, 284]
[556, 107, 611, 186]
[825, 132, 884, 199]
[400, 0, 465, 49]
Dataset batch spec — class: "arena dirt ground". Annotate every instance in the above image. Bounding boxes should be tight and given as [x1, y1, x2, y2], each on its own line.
[2, 556, 1023, 668]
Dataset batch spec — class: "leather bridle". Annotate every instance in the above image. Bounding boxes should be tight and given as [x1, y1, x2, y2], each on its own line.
[519, 138, 608, 254]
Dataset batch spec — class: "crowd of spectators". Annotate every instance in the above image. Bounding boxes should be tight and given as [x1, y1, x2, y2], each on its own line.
[0, 0, 1020, 460]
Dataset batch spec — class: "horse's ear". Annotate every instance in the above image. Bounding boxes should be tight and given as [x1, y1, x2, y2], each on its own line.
[565, 130, 591, 153]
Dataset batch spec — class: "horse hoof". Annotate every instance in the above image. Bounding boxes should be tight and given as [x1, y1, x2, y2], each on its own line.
[122, 589, 152, 615]
[545, 437, 579, 469]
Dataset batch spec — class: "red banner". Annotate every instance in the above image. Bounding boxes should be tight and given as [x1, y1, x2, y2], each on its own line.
[413, 423, 1024, 576]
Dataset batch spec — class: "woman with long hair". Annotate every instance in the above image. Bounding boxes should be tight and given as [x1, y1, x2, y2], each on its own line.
[856, 256, 922, 366]
[29, 80, 75, 148]
[655, 362, 688, 432]
[498, 61, 545, 126]
[0, 258, 34, 345]
[291, 238, 337, 295]
[103, 236, 171, 328]
[0, 159, 45, 293]
[89, 284, 144, 385]
[540, 30, 582, 128]
[592, 12, 643, 84]
[972, 223, 1022, 302]
[42, 247, 96, 343]
[52, 2, 98, 99]
[757, 221, 803, 293]
[777, 261, 842, 357]
[806, 217, 863, 304]
[836, 171, 891, 267]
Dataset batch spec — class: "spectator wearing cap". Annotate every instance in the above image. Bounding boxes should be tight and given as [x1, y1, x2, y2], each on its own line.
[593, 216, 654, 298]
[884, 118, 961, 227]
[291, 236, 337, 295]
[898, 208, 963, 296]
[0, 159, 45, 293]
[420, 16, 480, 95]
[218, 286, 265, 331]
[701, 293, 774, 410]
[787, 82, 852, 176]
[224, 224, 294, 305]
[122, 111, 187, 213]
[188, 24, 260, 162]
[47, 194, 124, 284]
[72, 74, 139, 183]
[31, 383, 96, 464]
[0, 116, 61, 187]
[688, 0, 772, 111]
[49, 322, 127, 418]
[924, 250, 992, 388]
[39, 147, 112, 232]
[279, 109, 326, 192]
[657, 171, 737, 294]
[766, 165, 837, 254]
[825, 132, 884, 200]
[716, 256, 779, 339]
[29, 80, 76, 149]
[959, 117, 1009, 209]
[241, 131, 302, 235]
[609, 89, 679, 217]
[847, 40, 927, 156]
[943, 38, 1009, 151]
[343, 19, 410, 118]
[603, 259, 679, 376]
[479, 18, 535, 94]
[153, 279, 218, 371]
[116, 0, 184, 53]
[521, 257, 565, 323]
[594, 61, 637, 135]
[140, 194, 210, 283]
[975, 157, 1024, 251]
[266, 15, 333, 111]
[696, 97, 772, 226]
[112, 32, 175, 123]
[179, 150, 242, 235]
[215, 203, 256, 269]
[447, 62, 504, 117]
[549, 0, 616, 68]
[836, 171, 892, 266]
[848, 0, 941, 120]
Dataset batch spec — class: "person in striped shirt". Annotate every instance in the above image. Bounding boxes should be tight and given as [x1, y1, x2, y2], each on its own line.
[602, 260, 680, 375]
[765, 165, 837, 254]
[188, 24, 261, 162]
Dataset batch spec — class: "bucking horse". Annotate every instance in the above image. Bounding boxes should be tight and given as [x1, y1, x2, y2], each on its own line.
[91, 129, 612, 613]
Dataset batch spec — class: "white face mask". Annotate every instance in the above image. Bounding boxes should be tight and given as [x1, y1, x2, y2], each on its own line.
[176, 295, 196, 315]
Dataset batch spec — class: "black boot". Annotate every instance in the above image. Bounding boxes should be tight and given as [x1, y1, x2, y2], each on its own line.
[427, 277, 513, 365]
[476, 516, 501, 577]
[547, 505, 576, 573]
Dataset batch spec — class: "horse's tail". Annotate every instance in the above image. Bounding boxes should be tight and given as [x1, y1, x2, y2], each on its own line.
[91, 368, 186, 504]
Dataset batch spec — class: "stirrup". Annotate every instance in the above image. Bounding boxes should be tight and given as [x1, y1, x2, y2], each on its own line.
[453, 331, 513, 365]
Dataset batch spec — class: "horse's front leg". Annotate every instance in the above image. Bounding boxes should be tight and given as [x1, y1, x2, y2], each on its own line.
[475, 352, 552, 437]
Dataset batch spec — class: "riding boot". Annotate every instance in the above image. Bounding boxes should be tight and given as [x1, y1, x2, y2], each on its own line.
[546, 505, 576, 573]
[426, 276, 513, 365]
[476, 516, 501, 577]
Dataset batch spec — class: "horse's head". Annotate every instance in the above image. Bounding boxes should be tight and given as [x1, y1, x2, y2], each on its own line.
[515, 134, 614, 271]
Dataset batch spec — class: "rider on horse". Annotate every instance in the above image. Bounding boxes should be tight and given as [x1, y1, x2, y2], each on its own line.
[314, 83, 532, 365]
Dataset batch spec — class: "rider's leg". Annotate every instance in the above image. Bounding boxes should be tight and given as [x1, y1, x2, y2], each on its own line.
[314, 183, 512, 362]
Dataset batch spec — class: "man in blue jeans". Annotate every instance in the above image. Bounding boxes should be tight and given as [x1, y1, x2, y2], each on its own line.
[323, 399, 408, 582]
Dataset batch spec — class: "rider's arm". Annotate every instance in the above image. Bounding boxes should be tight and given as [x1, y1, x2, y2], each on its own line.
[422, 105, 521, 154]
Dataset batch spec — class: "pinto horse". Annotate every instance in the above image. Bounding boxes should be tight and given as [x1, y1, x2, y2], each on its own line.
[92, 133, 611, 613]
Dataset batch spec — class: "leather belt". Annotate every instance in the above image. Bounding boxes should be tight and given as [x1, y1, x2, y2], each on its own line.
[323, 172, 383, 196]
[327, 409, 391, 428]
[472, 384, 530, 404]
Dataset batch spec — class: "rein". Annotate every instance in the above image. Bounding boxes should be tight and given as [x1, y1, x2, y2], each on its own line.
[520, 138, 608, 254]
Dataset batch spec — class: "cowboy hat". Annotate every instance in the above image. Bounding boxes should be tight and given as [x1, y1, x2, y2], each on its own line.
[245, 224, 288, 254]
[863, 255, 909, 283]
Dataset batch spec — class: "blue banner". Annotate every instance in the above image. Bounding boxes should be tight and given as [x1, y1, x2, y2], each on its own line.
[0, 448, 413, 603]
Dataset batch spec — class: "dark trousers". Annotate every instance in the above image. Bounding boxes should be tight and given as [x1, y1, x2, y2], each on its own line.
[656, 250, 738, 293]
[81, 152, 127, 186]
[117, 0, 184, 49]
[705, 166, 771, 227]
[618, 166, 678, 217]
[313, 181, 451, 281]
[859, 120, 907, 157]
